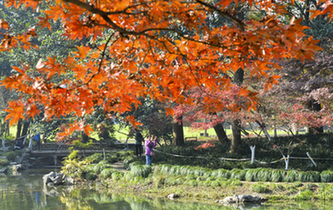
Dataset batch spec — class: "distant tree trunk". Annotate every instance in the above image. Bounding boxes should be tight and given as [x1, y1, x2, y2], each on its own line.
[231, 119, 242, 153]
[230, 68, 244, 153]
[214, 123, 229, 144]
[307, 99, 324, 134]
[21, 120, 30, 137]
[5, 121, 9, 137]
[173, 115, 184, 146]
[81, 131, 89, 143]
[16, 119, 22, 139]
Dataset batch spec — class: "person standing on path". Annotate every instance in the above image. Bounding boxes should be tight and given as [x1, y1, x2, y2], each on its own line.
[135, 129, 144, 156]
[33, 133, 41, 150]
[145, 136, 156, 165]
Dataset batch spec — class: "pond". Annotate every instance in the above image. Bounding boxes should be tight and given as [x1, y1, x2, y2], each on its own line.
[0, 168, 332, 210]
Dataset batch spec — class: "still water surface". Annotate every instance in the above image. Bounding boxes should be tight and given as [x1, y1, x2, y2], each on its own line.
[1, 168, 333, 210]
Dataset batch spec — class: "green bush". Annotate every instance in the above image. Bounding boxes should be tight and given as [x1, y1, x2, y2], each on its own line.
[320, 170, 333, 182]
[86, 153, 103, 163]
[100, 168, 118, 179]
[250, 184, 269, 193]
[165, 177, 179, 186]
[206, 176, 216, 181]
[271, 169, 285, 182]
[185, 174, 197, 180]
[93, 163, 113, 174]
[294, 190, 314, 201]
[284, 170, 299, 182]
[257, 168, 272, 182]
[230, 179, 242, 186]
[85, 172, 98, 180]
[153, 175, 166, 188]
[230, 169, 247, 181]
[299, 171, 320, 182]
[245, 169, 259, 182]
[112, 171, 124, 181]
[211, 169, 231, 179]
[196, 176, 206, 182]
[129, 165, 152, 178]
[0, 158, 9, 166]
[3, 151, 22, 161]
[184, 180, 198, 187]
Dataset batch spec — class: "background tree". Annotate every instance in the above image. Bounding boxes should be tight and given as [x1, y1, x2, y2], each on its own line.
[0, 0, 325, 144]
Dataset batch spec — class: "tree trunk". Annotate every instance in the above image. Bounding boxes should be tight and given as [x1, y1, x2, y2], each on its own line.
[16, 119, 22, 139]
[231, 119, 242, 153]
[213, 123, 229, 144]
[81, 131, 89, 143]
[230, 68, 244, 153]
[173, 115, 184, 146]
[307, 99, 324, 134]
[21, 120, 30, 137]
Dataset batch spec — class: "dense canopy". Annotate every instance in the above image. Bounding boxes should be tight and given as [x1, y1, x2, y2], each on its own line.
[0, 0, 330, 138]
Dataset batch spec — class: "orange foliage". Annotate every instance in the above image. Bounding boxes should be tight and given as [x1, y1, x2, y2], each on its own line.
[0, 0, 331, 136]
[195, 140, 215, 150]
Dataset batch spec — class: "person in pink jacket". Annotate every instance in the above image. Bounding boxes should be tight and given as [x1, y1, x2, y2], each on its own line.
[145, 136, 156, 165]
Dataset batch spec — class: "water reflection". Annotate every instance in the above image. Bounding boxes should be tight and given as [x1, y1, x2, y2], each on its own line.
[1, 169, 333, 209]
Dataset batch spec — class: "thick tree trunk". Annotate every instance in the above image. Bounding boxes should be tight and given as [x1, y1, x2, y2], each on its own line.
[213, 123, 229, 144]
[230, 68, 244, 153]
[173, 115, 184, 146]
[21, 120, 30, 137]
[16, 119, 22, 139]
[231, 119, 242, 153]
[307, 100, 324, 134]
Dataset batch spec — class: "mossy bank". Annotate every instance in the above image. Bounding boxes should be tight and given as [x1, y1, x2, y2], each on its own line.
[61, 150, 333, 204]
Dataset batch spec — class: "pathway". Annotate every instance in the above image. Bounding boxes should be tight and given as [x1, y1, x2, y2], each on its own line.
[111, 161, 127, 172]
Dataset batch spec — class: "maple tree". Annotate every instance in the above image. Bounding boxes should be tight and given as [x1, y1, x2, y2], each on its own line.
[0, 0, 330, 141]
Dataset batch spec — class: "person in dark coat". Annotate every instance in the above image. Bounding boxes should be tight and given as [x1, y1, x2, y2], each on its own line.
[135, 129, 144, 156]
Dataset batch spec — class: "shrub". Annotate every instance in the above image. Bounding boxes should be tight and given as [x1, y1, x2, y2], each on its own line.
[250, 184, 269, 193]
[320, 170, 333, 182]
[3, 151, 22, 161]
[185, 175, 197, 180]
[86, 153, 103, 163]
[129, 165, 152, 178]
[196, 176, 206, 182]
[165, 177, 179, 186]
[229, 179, 242, 186]
[85, 172, 98, 180]
[175, 177, 186, 185]
[271, 169, 285, 182]
[85, 164, 96, 173]
[123, 156, 136, 170]
[112, 172, 124, 181]
[93, 163, 113, 174]
[153, 175, 166, 188]
[100, 168, 118, 179]
[211, 169, 231, 179]
[184, 180, 198, 187]
[210, 181, 220, 188]
[0, 158, 9, 166]
[257, 168, 272, 182]
[299, 171, 320, 182]
[245, 169, 258, 182]
[283, 170, 299, 182]
[294, 190, 314, 201]
[206, 176, 216, 181]
[230, 169, 247, 181]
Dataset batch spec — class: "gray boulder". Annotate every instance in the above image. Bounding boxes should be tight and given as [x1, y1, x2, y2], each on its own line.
[218, 195, 265, 204]
[167, 193, 179, 200]
[43, 171, 64, 185]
